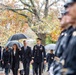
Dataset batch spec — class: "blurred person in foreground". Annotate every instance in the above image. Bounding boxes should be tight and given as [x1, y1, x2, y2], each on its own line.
[53, 8, 75, 75]
[0, 43, 2, 68]
[61, 0, 76, 75]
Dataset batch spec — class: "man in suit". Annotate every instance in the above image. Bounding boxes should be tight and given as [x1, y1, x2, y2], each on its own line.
[31, 38, 46, 75]
[20, 40, 32, 75]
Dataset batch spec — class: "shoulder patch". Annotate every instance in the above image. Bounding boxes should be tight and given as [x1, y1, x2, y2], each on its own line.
[73, 31, 76, 36]
[64, 33, 67, 36]
[61, 33, 64, 35]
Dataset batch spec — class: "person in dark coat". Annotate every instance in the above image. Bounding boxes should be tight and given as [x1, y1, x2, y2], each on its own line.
[61, 1, 76, 74]
[11, 44, 20, 75]
[53, 9, 74, 75]
[47, 50, 54, 71]
[20, 40, 32, 75]
[55, 9, 74, 58]
[0, 44, 2, 68]
[31, 38, 46, 75]
[2, 46, 11, 75]
[0, 45, 2, 61]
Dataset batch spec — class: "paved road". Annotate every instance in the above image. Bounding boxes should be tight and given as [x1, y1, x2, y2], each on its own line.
[0, 64, 49, 75]
[0, 69, 49, 75]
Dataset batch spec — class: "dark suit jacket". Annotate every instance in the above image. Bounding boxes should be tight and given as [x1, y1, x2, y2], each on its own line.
[47, 53, 54, 63]
[20, 46, 32, 63]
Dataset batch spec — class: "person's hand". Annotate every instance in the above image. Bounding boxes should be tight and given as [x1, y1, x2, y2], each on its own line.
[8, 63, 10, 65]
[51, 57, 53, 59]
[2, 61, 4, 64]
[44, 60, 46, 64]
[54, 57, 60, 62]
[60, 59, 65, 66]
[30, 60, 34, 64]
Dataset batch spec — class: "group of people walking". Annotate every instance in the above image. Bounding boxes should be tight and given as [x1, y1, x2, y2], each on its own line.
[1, 0, 76, 75]
[0, 38, 48, 75]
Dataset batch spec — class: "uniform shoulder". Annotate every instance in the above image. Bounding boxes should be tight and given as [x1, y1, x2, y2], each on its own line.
[41, 45, 45, 48]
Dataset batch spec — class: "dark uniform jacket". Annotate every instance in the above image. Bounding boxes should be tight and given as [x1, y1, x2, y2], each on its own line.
[55, 29, 67, 57]
[32, 45, 46, 63]
[53, 26, 74, 75]
[47, 53, 54, 63]
[55, 26, 73, 58]
[0, 46, 2, 60]
[11, 49, 20, 69]
[20, 46, 32, 63]
[63, 28, 76, 71]
[2, 50, 11, 68]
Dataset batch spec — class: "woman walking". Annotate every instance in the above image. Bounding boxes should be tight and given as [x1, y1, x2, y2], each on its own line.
[11, 44, 20, 75]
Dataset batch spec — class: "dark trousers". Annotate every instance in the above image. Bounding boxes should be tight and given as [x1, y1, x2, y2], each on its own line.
[23, 62, 30, 75]
[32, 63, 35, 75]
[5, 68, 10, 75]
[0, 60, 2, 67]
[48, 62, 52, 71]
[12, 68, 18, 75]
[34, 62, 42, 75]
[20, 70, 24, 75]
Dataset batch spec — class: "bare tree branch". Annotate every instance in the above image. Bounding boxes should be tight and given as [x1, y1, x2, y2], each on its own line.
[10, 9, 29, 17]
[44, 0, 49, 18]
[29, 0, 40, 20]
[30, 0, 35, 7]
[48, 0, 61, 8]
[0, 7, 33, 13]
[0, 3, 34, 14]
[39, 2, 45, 13]
[19, 0, 31, 7]
[0, 3, 31, 20]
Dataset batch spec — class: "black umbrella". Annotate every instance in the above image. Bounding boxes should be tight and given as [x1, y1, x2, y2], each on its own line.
[8, 33, 28, 41]
[5, 41, 23, 48]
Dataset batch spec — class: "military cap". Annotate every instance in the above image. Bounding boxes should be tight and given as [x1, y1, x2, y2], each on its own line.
[66, 0, 76, 4]
[58, 10, 68, 20]
[64, 3, 68, 8]
[64, 0, 76, 8]
[61, 10, 68, 16]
